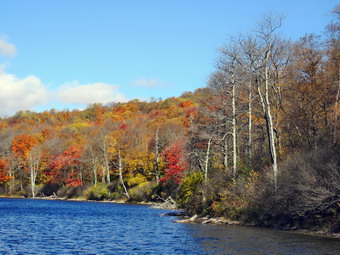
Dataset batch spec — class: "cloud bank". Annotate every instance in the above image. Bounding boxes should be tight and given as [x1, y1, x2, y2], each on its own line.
[0, 73, 127, 116]
[0, 73, 48, 115]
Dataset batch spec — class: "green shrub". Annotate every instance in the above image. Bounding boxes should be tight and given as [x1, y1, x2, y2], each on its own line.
[85, 183, 109, 200]
[129, 181, 156, 201]
[177, 171, 204, 212]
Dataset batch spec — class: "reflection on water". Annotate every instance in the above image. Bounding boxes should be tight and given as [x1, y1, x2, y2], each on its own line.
[189, 223, 340, 255]
[0, 198, 339, 255]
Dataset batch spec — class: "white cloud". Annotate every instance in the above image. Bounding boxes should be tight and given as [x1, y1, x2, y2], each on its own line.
[0, 72, 128, 116]
[0, 36, 17, 57]
[0, 73, 49, 116]
[132, 78, 161, 88]
[58, 81, 128, 105]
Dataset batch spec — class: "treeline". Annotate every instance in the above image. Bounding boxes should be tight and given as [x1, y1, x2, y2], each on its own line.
[0, 6, 339, 233]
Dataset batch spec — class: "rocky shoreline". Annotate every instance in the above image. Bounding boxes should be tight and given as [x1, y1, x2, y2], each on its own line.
[161, 212, 340, 239]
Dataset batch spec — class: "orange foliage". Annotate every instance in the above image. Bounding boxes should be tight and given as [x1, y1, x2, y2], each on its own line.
[179, 101, 194, 108]
[11, 134, 38, 159]
[0, 159, 12, 183]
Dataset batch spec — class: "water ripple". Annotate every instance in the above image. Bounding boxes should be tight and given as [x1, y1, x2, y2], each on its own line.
[0, 198, 339, 255]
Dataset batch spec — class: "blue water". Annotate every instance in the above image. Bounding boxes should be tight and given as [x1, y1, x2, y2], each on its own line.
[0, 198, 339, 255]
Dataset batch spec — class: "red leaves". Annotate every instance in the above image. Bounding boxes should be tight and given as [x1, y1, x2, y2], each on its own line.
[66, 171, 82, 187]
[119, 123, 128, 131]
[50, 145, 82, 170]
[47, 145, 83, 186]
[160, 141, 188, 184]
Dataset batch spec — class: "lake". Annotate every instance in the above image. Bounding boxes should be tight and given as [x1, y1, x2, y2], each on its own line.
[0, 198, 339, 254]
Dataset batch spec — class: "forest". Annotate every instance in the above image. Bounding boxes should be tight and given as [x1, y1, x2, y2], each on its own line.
[0, 6, 339, 233]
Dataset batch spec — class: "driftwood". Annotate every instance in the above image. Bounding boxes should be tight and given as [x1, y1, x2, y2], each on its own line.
[174, 215, 197, 223]
[174, 215, 242, 225]
[152, 196, 177, 210]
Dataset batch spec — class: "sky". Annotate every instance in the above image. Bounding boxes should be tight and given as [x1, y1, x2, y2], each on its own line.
[0, 0, 338, 116]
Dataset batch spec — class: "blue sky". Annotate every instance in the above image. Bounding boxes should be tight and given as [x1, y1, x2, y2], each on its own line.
[0, 0, 338, 116]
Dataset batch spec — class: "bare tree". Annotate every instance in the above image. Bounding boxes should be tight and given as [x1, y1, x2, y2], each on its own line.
[29, 146, 41, 198]
[239, 35, 262, 166]
[154, 126, 160, 184]
[255, 14, 285, 191]
[114, 149, 130, 200]
[219, 41, 242, 179]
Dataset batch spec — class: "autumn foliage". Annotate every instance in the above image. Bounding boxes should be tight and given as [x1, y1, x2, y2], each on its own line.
[0, 5, 338, 235]
[47, 145, 83, 186]
[0, 159, 12, 183]
[11, 134, 38, 159]
[160, 141, 188, 184]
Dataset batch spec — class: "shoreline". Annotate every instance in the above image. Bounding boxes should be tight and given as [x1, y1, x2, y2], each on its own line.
[0, 195, 155, 206]
[2, 195, 339, 239]
[168, 214, 340, 240]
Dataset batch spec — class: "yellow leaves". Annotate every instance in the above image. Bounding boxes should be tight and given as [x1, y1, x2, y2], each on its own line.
[106, 133, 119, 155]
[245, 170, 259, 191]
[252, 114, 266, 125]
[67, 122, 90, 131]
[111, 114, 124, 122]
[127, 174, 147, 187]
[248, 170, 259, 178]
[125, 150, 155, 175]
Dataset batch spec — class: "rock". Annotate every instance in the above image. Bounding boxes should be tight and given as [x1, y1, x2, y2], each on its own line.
[161, 212, 186, 217]
[225, 220, 242, 225]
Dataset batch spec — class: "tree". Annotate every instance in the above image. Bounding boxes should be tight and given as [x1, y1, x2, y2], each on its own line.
[255, 14, 285, 191]
[239, 35, 262, 166]
[160, 141, 188, 185]
[11, 134, 40, 197]
[48, 145, 83, 188]
[326, 5, 340, 146]
[28, 146, 42, 197]
[219, 40, 242, 179]
[0, 159, 12, 184]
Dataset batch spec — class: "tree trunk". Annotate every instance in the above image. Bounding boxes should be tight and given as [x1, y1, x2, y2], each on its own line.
[101, 139, 110, 184]
[101, 167, 105, 183]
[333, 66, 340, 146]
[248, 79, 253, 166]
[223, 137, 228, 173]
[154, 126, 160, 184]
[264, 48, 278, 191]
[93, 157, 98, 186]
[104, 153, 110, 184]
[118, 150, 130, 200]
[204, 137, 212, 186]
[29, 152, 39, 198]
[9, 167, 15, 194]
[231, 71, 237, 179]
